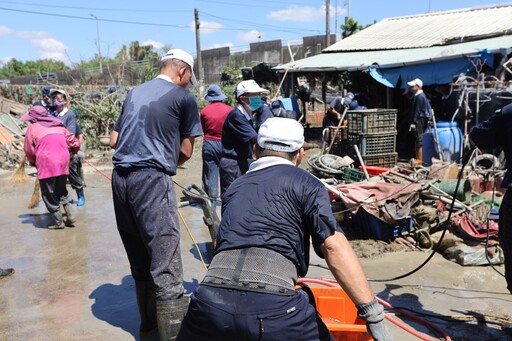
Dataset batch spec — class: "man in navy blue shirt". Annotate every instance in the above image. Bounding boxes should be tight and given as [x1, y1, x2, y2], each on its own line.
[178, 117, 391, 341]
[470, 103, 512, 294]
[407, 78, 432, 163]
[219, 79, 269, 195]
[110, 48, 202, 340]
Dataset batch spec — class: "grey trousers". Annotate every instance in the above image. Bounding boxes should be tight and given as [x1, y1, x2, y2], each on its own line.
[40, 175, 71, 213]
[112, 168, 184, 301]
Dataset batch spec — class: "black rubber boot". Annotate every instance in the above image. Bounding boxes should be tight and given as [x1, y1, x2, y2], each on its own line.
[62, 203, 76, 227]
[48, 211, 65, 229]
[0, 268, 14, 279]
[156, 297, 190, 341]
[135, 280, 158, 338]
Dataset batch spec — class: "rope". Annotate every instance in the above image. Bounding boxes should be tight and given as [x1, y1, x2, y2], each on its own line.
[83, 158, 209, 272]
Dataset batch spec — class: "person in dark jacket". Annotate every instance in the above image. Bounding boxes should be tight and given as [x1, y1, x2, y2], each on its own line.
[219, 80, 269, 195]
[178, 117, 392, 341]
[32, 86, 55, 113]
[407, 78, 432, 163]
[470, 103, 512, 294]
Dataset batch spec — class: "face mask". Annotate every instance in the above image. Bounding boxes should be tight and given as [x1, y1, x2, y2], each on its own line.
[53, 99, 64, 109]
[247, 96, 262, 111]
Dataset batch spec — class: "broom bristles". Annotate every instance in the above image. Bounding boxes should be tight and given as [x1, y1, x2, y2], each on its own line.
[10, 155, 29, 183]
[27, 178, 40, 209]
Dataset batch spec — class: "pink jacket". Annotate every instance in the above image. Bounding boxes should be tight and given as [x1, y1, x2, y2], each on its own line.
[24, 123, 80, 180]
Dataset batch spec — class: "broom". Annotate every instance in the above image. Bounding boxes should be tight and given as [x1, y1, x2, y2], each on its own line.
[27, 178, 40, 209]
[9, 154, 29, 183]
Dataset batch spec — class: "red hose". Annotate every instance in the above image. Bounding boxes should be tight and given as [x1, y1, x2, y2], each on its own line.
[298, 278, 451, 341]
[83, 159, 112, 182]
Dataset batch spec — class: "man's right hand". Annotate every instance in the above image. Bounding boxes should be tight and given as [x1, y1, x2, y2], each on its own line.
[409, 123, 416, 132]
[366, 319, 393, 341]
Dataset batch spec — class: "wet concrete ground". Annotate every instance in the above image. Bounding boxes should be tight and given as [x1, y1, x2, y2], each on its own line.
[1, 148, 512, 340]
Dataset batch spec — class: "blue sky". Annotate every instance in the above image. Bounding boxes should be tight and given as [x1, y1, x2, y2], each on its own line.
[0, 0, 510, 66]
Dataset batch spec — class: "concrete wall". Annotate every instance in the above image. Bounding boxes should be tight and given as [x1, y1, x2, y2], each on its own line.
[201, 47, 230, 84]
[303, 34, 336, 58]
[249, 40, 282, 64]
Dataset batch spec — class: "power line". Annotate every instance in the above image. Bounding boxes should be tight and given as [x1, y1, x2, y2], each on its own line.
[0, 0, 191, 13]
[201, 11, 323, 35]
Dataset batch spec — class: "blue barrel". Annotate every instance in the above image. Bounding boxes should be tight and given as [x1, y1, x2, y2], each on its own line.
[422, 121, 463, 166]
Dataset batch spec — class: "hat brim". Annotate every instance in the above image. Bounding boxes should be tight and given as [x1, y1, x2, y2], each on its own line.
[205, 94, 226, 101]
[189, 71, 198, 88]
[49, 89, 67, 97]
[20, 113, 32, 122]
[407, 81, 416, 87]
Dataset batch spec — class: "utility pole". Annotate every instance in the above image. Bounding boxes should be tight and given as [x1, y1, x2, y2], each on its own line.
[90, 14, 102, 74]
[344, 0, 350, 38]
[326, 0, 331, 47]
[334, 0, 338, 42]
[194, 8, 202, 84]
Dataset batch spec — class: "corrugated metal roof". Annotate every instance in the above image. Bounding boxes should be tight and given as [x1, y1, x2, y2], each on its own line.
[275, 35, 512, 72]
[324, 4, 512, 52]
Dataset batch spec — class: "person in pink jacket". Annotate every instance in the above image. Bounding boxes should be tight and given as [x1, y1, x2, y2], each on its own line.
[22, 106, 80, 229]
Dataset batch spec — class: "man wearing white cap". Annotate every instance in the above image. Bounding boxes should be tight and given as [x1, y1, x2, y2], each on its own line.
[219, 79, 269, 195]
[109, 48, 202, 340]
[407, 78, 432, 162]
[178, 117, 392, 341]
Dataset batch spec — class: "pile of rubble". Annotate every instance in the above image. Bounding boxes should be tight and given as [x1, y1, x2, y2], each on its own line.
[309, 152, 506, 266]
[0, 96, 28, 170]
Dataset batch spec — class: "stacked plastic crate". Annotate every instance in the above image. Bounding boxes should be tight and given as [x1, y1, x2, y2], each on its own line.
[346, 109, 398, 167]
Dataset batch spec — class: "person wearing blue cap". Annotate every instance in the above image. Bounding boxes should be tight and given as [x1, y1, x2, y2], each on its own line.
[178, 117, 391, 341]
[200, 84, 232, 201]
[32, 86, 55, 113]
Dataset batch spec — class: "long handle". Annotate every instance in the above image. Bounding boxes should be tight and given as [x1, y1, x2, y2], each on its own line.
[354, 145, 370, 181]
[431, 109, 444, 162]
[324, 106, 348, 155]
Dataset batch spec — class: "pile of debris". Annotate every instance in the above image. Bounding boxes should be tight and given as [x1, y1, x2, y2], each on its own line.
[0, 96, 28, 170]
[309, 152, 505, 266]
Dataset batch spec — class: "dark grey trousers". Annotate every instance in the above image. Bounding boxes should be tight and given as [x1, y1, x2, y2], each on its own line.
[219, 157, 253, 195]
[112, 168, 184, 301]
[40, 175, 71, 213]
[68, 157, 85, 190]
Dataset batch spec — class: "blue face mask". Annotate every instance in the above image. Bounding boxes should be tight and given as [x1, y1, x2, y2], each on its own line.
[247, 96, 262, 111]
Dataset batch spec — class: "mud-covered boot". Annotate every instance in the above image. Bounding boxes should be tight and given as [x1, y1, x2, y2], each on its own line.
[48, 211, 65, 229]
[0, 268, 14, 279]
[62, 203, 76, 227]
[156, 297, 190, 340]
[135, 280, 158, 338]
[76, 189, 85, 206]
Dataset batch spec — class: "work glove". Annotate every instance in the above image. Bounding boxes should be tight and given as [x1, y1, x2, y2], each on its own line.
[409, 123, 416, 132]
[357, 297, 393, 341]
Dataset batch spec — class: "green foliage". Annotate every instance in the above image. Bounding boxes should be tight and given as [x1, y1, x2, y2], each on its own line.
[341, 18, 364, 38]
[0, 58, 68, 77]
[115, 41, 159, 62]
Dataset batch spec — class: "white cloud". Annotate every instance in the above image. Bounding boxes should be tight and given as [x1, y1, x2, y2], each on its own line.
[31, 37, 69, 62]
[1, 56, 13, 65]
[142, 40, 164, 50]
[267, 5, 345, 22]
[0, 26, 12, 36]
[189, 20, 223, 34]
[0, 28, 70, 63]
[210, 42, 234, 49]
[237, 30, 262, 42]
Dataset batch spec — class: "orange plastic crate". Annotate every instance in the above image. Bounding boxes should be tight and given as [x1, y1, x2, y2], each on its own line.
[310, 286, 372, 341]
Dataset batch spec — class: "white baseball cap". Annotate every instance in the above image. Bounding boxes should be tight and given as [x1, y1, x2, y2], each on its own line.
[49, 88, 68, 98]
[161, 49, 198, 87]
[235, 80, 270, 97]
[407, 78, 423, 88]
[257, 117, 304, 152]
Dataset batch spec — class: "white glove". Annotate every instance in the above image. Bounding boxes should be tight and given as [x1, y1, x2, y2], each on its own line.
[409, 123, 416, 132]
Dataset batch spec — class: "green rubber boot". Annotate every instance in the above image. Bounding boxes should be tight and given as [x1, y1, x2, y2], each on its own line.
[156, 297, 190, 340]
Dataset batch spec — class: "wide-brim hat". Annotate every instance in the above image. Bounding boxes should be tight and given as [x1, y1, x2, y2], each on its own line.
[205, 84, 226, 101]
[20, 105, 49, 121]
[235, 80, 269, 98]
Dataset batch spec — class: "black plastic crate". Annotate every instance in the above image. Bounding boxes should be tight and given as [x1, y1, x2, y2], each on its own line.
[346, 131, 397, 156]
[361, 153, 398, 167]
[347, 109, 397, 135]
[351, 209, 413, 241]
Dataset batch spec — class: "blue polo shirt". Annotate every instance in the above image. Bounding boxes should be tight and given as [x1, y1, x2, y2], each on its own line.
[221, 105, 257, 159]
[215, 157, 343, 277]
[112, 76, 202, 175]
[470, 103, 512, 189]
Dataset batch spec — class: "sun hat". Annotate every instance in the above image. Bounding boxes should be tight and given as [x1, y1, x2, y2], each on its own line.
[235, 80, 269, 98]
[204, 84, 226, 101]
[49, 88, 68, 98]
[257, 117, 304, 152]
[161, 48, 198, 87]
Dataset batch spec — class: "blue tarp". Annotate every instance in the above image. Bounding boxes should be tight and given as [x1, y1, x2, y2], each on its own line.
[368, 50, 494, 88]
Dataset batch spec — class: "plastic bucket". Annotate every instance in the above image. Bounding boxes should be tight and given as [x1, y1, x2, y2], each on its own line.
[422, 121, 462, 166]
